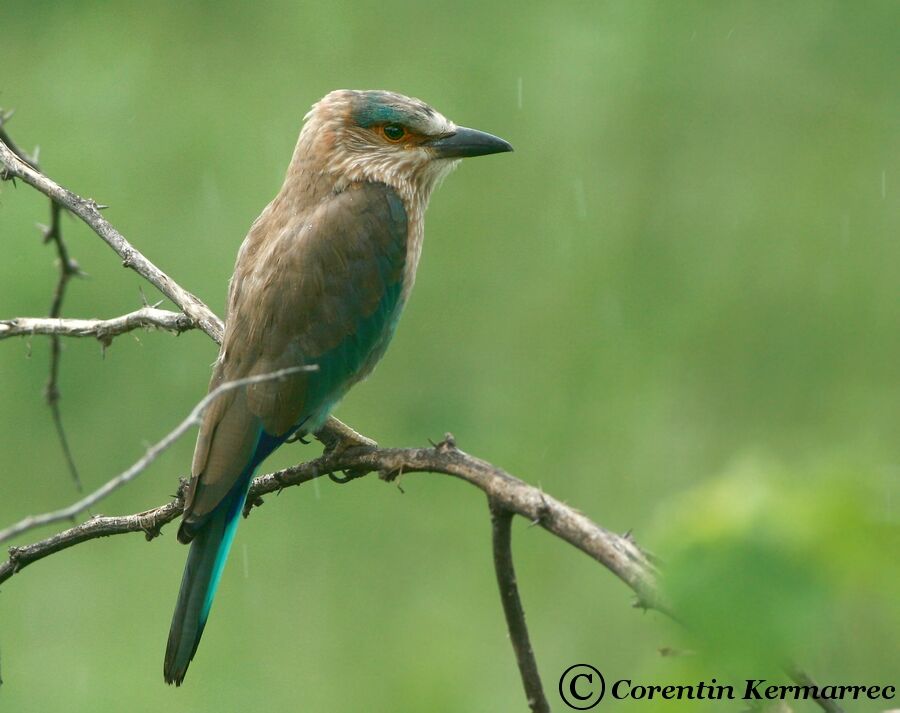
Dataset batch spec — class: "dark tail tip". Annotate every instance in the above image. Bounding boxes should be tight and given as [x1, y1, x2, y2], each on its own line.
[164, 607, 201, 686]
[163, 527, 217, 686]
[164, 477, 248, 686]
[163, 662, 186, 687]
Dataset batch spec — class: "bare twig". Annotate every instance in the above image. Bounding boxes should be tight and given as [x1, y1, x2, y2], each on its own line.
[489, 501, 550, 713]
[0, 134, 223, 343]
[0, 437, 657, 604]
[258, 436, 663, 609]
[1, 500, 185, 583]
[0, 435, 662, 613]
[0, 365, 315, 545]
[45, 204, 82, 491]
[0, 307, 195, 343]
[1, 112, 83, 490]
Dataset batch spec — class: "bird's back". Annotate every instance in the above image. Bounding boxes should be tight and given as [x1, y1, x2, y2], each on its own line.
[181, 180, 410, 537]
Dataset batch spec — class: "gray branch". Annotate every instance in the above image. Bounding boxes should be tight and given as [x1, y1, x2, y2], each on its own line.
[0, 435, 661, 608]
[0, 365, 315, 545]
[253, 434, 664, 610]
[2, 110, 83, 490]
[0, 308, 196, 344]
[0, 136, 224, 343]
[489, 501, 550, 713]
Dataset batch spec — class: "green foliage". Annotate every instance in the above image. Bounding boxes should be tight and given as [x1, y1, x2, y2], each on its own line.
[1, 1, 898, 711]
[657, 459, 900, 679]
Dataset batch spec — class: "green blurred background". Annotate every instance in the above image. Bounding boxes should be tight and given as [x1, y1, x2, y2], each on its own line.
[2, 1, 898, 711]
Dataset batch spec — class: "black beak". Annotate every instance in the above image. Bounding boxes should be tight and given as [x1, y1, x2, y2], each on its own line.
[428, 126, 513, 158]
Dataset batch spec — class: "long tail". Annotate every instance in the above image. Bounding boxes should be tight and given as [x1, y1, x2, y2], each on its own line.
[164, 482, 247, 686]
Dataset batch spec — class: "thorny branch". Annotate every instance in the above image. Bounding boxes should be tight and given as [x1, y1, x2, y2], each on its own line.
[0, 365, 316, 545]
[0, 124, 844, 713]
[1, 110, 83, 490]
[0, 122, 223, 343]
[0, 307, 196, 344]
[489, 501, 550, 713]
[0, 435, 659, 601]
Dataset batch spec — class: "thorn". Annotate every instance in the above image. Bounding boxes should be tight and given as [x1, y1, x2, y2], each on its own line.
[527, 490, 551, 527]
[142, 518, 165, 541]
[31, 145, 40, 164]
[0, 108, 15, 124]
[432, 432, 457, 452]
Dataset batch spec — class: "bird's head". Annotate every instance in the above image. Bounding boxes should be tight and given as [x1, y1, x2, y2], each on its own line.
[294, 90, 512, 202]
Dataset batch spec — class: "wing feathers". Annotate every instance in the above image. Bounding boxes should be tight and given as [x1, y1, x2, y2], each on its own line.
[180, 181, 408, 532]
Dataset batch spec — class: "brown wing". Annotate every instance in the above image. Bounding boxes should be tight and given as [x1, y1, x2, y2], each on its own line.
[179, 181, 407, 541]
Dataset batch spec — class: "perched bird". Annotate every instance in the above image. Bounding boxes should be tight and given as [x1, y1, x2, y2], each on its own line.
[164, 89, 512, 685]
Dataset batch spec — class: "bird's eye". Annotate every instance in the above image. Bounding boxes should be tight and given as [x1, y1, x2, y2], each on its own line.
[382, 124, 406, 142]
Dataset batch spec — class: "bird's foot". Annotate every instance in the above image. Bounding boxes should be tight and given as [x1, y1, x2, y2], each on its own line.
[285, 430, 311, 445]
[315, 419, 377, 484]
[316, 417, 377, 454]
[329, 469, 366, 484]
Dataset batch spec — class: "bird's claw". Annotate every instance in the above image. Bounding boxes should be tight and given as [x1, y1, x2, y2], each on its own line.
[285, 430, 311, 444]
[329, 468, 366, 484]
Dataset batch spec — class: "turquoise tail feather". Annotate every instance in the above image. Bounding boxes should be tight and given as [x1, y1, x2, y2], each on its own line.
[163, 476, 249, 686]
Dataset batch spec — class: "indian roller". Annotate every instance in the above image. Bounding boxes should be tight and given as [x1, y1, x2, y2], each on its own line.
[163, 89, 512, 685]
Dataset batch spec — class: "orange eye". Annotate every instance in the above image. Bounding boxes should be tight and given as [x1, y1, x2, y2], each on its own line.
[382, 124, 406, 142]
